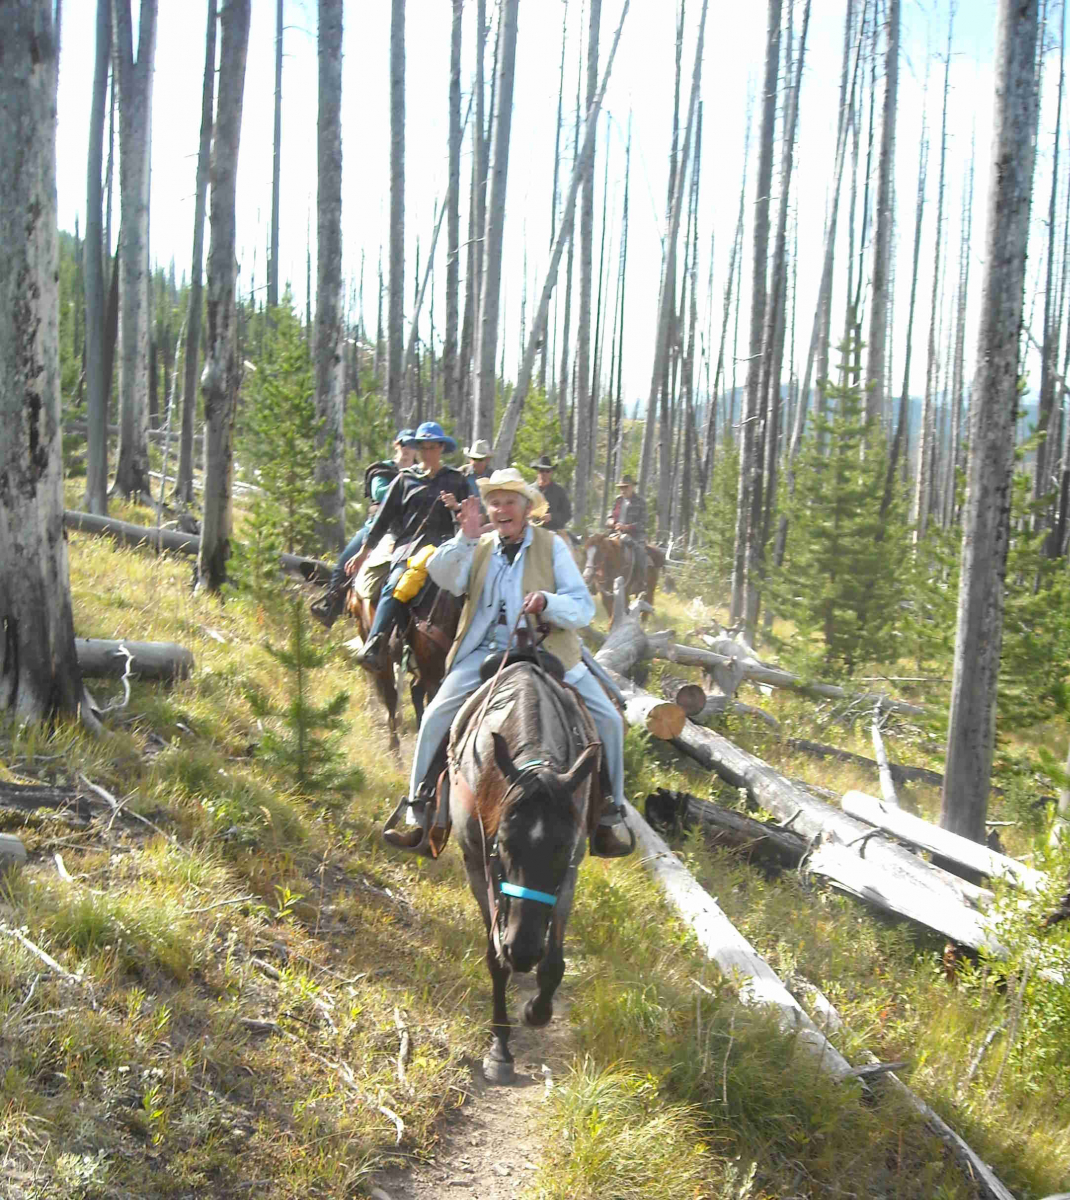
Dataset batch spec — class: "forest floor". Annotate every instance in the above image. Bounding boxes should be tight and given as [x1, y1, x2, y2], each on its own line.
[1, 486, 1069, 1198]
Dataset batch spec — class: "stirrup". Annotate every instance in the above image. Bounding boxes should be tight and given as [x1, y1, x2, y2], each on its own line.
[590, 807, 637, 859]
[382, 795, 442, 859]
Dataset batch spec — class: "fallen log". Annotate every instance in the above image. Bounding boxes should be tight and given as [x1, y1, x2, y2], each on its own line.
[64, 510, 332, 582]
[666, 638, 926, 717]
[787, 976, 1017, 1200]
[613, 676, 686, 740]
[65, 419, 205, 450]
[659, 675, 708, 717]
[0, 835, 27, 866]
[787, 737, 946, 790]
[698, 693, 780, 728]
[603, 670, 1000, 952]
[842, 791, 1046, 895]
[622, 798, 853, 1079]
[870, 709, 900, 806]
[593, 576, 674, 675]
[0, 783, 94, 824]
[645, 789, 809, 868]
[76, 638, 195, 682]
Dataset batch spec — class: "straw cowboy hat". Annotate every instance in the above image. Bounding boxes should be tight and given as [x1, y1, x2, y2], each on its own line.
[477, 467, 549, 520]
[464, 438, 492, 459]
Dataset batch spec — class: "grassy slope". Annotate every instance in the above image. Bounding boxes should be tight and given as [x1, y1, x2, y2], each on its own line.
[0, 499, 1067, 1198]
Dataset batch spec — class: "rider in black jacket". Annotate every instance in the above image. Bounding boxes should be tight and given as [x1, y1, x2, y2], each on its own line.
[354, 422, 468, 672]
[531, 454, 572, 533]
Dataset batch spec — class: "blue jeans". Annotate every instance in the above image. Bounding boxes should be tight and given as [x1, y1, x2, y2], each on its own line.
[330, 519, 373, 591]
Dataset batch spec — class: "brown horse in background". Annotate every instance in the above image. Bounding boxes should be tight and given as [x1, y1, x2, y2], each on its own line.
[345, 558, 461, 754]
[582, 533, 663, 618]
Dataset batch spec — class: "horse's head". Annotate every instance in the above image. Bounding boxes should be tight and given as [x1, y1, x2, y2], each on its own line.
[489, 732, 599, 973]
[582, 533, 604, 588]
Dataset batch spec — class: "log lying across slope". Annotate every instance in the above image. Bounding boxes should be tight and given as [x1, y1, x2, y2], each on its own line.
[604, 669, 1003, 954]
[76, 638, 195, 682]
[64, 510, 332, 582]
[622, 799, 853, 1079]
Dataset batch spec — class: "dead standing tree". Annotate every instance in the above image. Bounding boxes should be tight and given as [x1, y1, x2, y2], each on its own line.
[84, 0, 112, 516]
[472, 0, 520, 444]
[176, 0, 217, 506]
[443, 0, 462, 419]
[942, 0, 1040, 843]
[731, 0, 781, 636]
[387, 0, 405, 424]
[197, 0, 251, 592]
[314, 0, 346, 552]
[0, 0, 88, 723]
[111, 0, 158, 501]
[269, 0, 282, 310]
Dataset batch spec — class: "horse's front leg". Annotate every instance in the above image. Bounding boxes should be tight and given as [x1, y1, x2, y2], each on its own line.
[524, 879, 575, 1029]
[464, 853, 515, 1084]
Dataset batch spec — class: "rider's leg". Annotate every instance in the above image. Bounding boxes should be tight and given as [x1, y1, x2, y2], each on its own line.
[313, 521, 373, 630]
[329, 519, 372, 591]
[407, 654, 484, 802]
[355, 567, 406, 669]
[572, 670, 634, 858]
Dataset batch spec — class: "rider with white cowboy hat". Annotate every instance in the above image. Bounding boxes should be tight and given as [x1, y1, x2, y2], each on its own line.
[384, 467, 634, 858]
[354, 421, 469, 673]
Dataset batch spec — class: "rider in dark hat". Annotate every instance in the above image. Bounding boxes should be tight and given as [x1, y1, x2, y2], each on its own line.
[353, 422, 469, 672]
[530, 454, 572, 533]
[312, 429, 416, 629]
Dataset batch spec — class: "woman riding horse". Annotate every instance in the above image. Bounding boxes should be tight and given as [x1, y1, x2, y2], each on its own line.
[383, 468, 633, 860]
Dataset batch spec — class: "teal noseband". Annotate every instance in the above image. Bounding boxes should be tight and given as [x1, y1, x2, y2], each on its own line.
[499, 881, 557, 907]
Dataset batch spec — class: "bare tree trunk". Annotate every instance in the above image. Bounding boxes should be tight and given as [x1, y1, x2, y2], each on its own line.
[1035, 2, 1066, 523]
[881, 103, 929, 520]
[268, 0, 282, 310]
[85, 0, 112, 516]
[942, 0, 1039, 843]
[472, 0, 519, 443]
[443, 0, 462, 420]
[314, 0, 345, 552]
[0, 0, 86, 722]
[558, 29, 583, 447]
[111, 0, 158, 499]
[541, 2, 569, 400]
[945, 145, 975, 527]
[731, 0, 781, 634]
[491, 1, 630, 467]
[914, 12, 953, 541]
[197, 0, 251, 593]
[176, 0, 216, 506]
[865, 0, 899, 423]
[572, 0, 601, 526]
[387, 0, 405, 424]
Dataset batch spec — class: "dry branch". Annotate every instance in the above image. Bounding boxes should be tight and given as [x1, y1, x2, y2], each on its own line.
[644, 789, 808, 868]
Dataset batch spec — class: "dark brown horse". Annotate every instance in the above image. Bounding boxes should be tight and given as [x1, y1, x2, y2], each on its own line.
[345, 557, 461, 754]
[582, 532, 663, 617]
[447, 660, 601, 1083]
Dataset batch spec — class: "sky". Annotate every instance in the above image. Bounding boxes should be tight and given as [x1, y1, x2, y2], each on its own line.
[54, 0, 1059, 426]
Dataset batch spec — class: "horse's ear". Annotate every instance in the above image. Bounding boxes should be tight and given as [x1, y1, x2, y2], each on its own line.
[491, 732, 521, 784]
[558, 744, 599, 794]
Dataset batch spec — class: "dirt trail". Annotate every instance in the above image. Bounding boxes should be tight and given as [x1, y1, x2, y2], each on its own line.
[372, 974, 574, 1200]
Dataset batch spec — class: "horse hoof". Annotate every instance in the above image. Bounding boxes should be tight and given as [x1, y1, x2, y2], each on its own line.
[482, 1055, 515, 1085]
[523, 997, 552, 1028]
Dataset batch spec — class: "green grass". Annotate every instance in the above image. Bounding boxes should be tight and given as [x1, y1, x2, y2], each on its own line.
[1, 487, 1067, 1196]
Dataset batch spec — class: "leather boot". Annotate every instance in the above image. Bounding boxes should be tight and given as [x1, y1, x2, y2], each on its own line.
[310, 586, 346, 630]
[383, 795, 430, 851]
[591, 810, 636, 858]
[355, 632, 390, 672]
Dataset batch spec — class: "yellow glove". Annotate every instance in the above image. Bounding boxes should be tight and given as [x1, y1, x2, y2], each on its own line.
[393, 544, 437, 603]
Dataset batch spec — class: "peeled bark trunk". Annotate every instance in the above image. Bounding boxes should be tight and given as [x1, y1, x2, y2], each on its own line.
[176, 0, 216, 505]
[84, 0, 112, 516]
[387, 0, 405, 424]
[942, 0, 1039, 843]
[443, 0, 462, 420]
[111, 0, 158, 500]
[197, 0, 251, 592]
[572, 0, 601, 526]
[472, 0, 519, 444]
[314, 0, 345, 552]
[864, 0, 898, 423]
[76, 638, 194, 682]
[0, 1, 85, 721]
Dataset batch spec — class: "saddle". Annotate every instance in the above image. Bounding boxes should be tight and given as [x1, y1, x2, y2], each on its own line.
[478, 646, 566, 683]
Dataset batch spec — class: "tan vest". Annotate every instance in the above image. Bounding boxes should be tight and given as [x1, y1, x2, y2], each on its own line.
[446, 525, 582, 672]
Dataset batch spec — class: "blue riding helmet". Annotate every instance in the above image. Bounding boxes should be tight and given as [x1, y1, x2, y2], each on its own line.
[410, 420, 458, 453]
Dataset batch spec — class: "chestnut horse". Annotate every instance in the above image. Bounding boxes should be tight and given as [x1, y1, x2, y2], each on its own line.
[582, 533, 663, 618]
[345, 563, 461, 754]
[447, 660, 601, 1084]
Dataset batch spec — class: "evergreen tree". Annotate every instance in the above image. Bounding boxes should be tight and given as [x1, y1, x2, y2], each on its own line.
[240, 297, 322, 555]
[690, 443, 740, 605]
[510, 387, 574, 484]
[771, 350, 905, 675]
